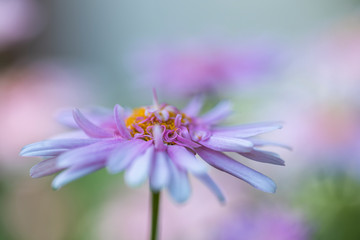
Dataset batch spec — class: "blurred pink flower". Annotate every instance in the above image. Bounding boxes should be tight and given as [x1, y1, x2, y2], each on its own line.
[131, 41, 275, 97]
[0, 0, 43, 50]
[215, 208, 310, 240]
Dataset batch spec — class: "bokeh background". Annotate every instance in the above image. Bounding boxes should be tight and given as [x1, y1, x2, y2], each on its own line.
[1, 0, 360, 239]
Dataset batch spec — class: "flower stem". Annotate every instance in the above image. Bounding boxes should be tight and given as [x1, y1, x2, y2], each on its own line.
[150, 191, 161, 240]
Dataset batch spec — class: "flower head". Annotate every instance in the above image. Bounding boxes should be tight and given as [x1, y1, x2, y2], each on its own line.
[21, 94, 287, 203]
[131, 41, 274, 97]
[216, 209, 310, 240]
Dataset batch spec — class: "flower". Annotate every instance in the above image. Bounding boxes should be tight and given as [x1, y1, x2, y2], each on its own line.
[215, 209, 310, 240]
[20, 93, 286, 203]
[131, 41, 274, 97]
[0, 0, 43, 50]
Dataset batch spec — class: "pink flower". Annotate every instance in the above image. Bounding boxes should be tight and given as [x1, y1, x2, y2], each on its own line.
[216, 209, 310, 240]
[132, 42, 274, 97]
[21, 94, 286, 202]
[0, 0, 43, 49]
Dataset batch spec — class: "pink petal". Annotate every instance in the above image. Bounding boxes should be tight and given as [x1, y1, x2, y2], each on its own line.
[114, 104, 132, 139]
[196, 147, 276, 193]
[73, 109, 113, 138]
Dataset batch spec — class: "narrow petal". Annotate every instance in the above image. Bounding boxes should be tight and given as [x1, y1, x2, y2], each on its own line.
[167, 160, 191, 203]
[73, 109, 113, 138]
[200, 101, 232, 124]
[212, 121, 283, 138]
[114, 104, 132, 139]
[124, 145, 154, 187]
[20, 138, 100, 156]
[240, 149, 285, 166]
[22, 149, 67, 157]
[52, 162, 105, 189]
[196, 147, 277, 193]
[57, 140, 120, 168]
[250, 138, 292, 150]
[107, 139, 151, 174]
[167, 145, 207, 174]
[175, 136, 201, 148]
[199, 136, 253, 153]
[56, 107, 113, 128]
[30, 158, 64, 178]
[150, 151, 170, 191]
[194, 173, 225, 203]
[182, 95, 204, 117]
[153, 125, 166, 151]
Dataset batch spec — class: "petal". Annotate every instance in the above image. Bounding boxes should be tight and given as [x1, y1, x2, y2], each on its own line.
[114, 104, 132, 139]
[194, 173, 225, 203]
[167, 145, 207, 174]
[182, 95, 204, 117]
[107, 139, 151, 174]
[153, 125, 166, 151]
[20, 138, 100, 157]
[73, 109, 113, 138]
[30, 158, 64, 178]
[199, 136, 253, 153]
[167, 160, 191, 203]
[175, 135, 201, 148]
[196, 147, 276, 193]
[52, 162, 105, 190]
[124, 145, 154, 187]
[56, 107, 113, 128]
[250, 138, 292, 150]
[150, 151, 170, 191]
[240, 149, 285, 166]
[57, 140, 120, 168]
[212, 121, 283, 138]
[200, 101, 232, 124]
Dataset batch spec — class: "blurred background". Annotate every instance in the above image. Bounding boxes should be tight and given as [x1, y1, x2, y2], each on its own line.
[1, 0, 360, 239]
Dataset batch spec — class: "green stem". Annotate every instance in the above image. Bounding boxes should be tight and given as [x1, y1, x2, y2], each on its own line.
[150, 191, 161, 240]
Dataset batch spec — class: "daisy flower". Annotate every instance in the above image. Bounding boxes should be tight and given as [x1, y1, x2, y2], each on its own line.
[131, 41, 275, 97]
[21, 92, 286, 203]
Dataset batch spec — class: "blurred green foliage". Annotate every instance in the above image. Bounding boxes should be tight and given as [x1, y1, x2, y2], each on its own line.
[295, 170, 360, 240]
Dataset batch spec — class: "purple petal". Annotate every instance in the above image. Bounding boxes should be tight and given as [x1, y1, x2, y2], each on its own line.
[57, 140, 121, 168]
[212, 121, 283, 138]
[73, 109, 113, 138]
[153, 125, 166, 151]
[175, 135, 201, 148]
[182, 95, 204, 117]
[200, 101, 232, 124]
[107, 139, 151, 174]
[167, 145, 207, 174]
[194, 173, 225, 203]
[20, 138, 100, 157]
[124, 145, 154, 187]
[114, 104, 132, 139]
[196, 147, 276, 193]
[150, 151, 170, 191]
[167, 160, 191, 203]
[199, 136, 253, 153]
[240, 149, 285, 166]
[30, 158, 64, 178]
[56, 107, 113, 128]
[52, 162, 105, 189]
[250, 138, 292, 150]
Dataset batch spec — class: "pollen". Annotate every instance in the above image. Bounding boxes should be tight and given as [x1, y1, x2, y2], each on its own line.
[125, 105, 191, 142]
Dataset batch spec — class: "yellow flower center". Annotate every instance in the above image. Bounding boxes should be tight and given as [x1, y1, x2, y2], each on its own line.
[125, 106, 191, 141]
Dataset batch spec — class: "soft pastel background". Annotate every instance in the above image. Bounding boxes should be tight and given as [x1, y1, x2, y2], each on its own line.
[1, 1, 360, 239]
